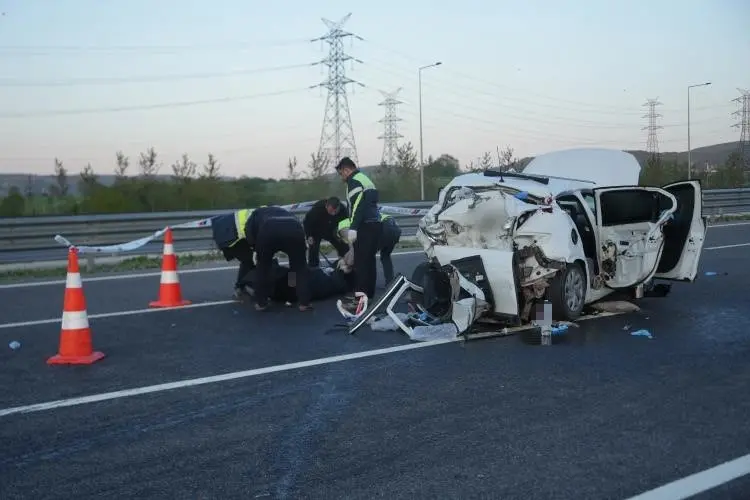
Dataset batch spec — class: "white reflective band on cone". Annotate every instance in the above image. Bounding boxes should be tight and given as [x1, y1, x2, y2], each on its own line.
[163, 243, 174, 255]
[61, 310, 89, 330]
[65, 272, 82, 289]
[160, 270, 179, 284]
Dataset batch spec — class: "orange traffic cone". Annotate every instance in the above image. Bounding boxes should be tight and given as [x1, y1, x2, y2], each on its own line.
[47, 248, 105, 365]
[149, 227, 191, 308]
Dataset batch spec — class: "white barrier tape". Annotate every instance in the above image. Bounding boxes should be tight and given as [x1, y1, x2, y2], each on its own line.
[52, 201, 321, 255]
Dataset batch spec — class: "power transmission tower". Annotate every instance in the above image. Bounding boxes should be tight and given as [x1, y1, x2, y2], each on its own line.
[731, 88, 750, 170]
[311, 13, 364, 166]
[642, 98, 663, 161]
[377, 88, 403, 166]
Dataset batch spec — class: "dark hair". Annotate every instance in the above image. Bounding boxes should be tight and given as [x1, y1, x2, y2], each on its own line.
[326, 196, 341, 209]
[335, 157, 356, 170]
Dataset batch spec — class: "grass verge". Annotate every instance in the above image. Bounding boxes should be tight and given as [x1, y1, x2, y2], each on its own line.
[0, 239, 424, 284]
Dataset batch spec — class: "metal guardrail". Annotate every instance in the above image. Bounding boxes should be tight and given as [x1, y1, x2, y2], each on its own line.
[1, 188, 749, 265]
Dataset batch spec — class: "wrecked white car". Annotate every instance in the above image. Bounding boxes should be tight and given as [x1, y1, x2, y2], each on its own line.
[411, 148, 707, 324]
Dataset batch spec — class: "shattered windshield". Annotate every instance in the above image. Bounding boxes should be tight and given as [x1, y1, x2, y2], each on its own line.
[441, 185, 544, 211]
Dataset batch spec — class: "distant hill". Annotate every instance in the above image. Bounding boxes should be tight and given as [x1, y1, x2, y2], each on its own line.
[0, 141, 742, 197]
[625, 141, 741, 170]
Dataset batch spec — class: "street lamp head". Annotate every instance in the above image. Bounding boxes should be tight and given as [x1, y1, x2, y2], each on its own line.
[434, 61, 442, 66]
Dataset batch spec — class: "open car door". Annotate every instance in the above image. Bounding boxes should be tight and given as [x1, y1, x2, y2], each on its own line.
[593, 186, 677, 289]
[653, 180, 707, 281]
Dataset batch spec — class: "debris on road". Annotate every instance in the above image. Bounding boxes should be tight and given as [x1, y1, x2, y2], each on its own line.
[630, 329, 653, 339]
[9, 340, 20, 350]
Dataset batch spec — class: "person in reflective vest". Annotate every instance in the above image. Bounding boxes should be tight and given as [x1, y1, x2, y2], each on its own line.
[335, 157, 382, 302]
[337, 209, 401, 286]
[210, 207, 256, 298]
[302, 196, 349, 267]
[244, 205, 312, 312]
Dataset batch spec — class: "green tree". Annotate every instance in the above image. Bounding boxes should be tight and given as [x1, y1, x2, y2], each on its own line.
[114, 151, 129, 181]
[478, 151, 494, 170]
[53, 157, 69, 197]
[0, 186, 25, 216]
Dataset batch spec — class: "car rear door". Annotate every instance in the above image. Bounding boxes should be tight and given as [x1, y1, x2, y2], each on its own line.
[593, 186, 677, 289]
[653, 180, 707, 281]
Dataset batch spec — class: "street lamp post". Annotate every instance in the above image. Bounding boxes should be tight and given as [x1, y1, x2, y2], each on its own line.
[687, 82, 711, 179]
[419, 61, 442, 201]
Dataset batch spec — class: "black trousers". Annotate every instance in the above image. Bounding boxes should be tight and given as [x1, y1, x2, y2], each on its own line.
[307, 229, 350, 267]
[353, 221, 383, 299]
[253, 218, 311, 307]
[223, 239, 255, 289]
[379, 219, 402, 284]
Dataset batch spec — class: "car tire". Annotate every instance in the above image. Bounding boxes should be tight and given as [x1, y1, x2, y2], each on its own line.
[548, 262, 586, 321]
[408, 261, 430, 304]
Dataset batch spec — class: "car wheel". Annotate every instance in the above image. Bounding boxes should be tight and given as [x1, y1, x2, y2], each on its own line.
[549, 262, 586, 321]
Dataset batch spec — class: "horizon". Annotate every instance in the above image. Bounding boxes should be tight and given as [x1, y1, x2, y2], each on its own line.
[0, 0, 748, 180]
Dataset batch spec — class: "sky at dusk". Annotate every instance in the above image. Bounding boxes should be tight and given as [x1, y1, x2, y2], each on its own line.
[0, 0, 748, 179]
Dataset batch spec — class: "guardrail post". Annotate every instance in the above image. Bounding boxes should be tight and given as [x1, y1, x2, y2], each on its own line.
[85, 255, 95, 272]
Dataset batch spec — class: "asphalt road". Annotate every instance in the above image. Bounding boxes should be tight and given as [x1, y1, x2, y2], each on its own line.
[1, 224, 749, 499]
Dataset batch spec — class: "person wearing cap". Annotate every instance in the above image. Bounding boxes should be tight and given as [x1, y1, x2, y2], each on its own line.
[302, 196, 349, 267]
[244, 205, 312, 312]
[334, 157, 382, 302]
[337, 209, 401, 285]
[210, 207, 257, 299]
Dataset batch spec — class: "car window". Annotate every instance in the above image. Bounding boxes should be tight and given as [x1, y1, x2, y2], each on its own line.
[582, 193, 596, 217]
[599, 189, 672, 226]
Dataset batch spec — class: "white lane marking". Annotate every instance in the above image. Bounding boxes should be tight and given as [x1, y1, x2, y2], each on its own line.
[709, 221, 750, 228]
[625, 453, 750, 500]
[0, 251, 425, 290]
[0, 300, 236, 330]
[704, 242, 750, 250]
[0, 338, 460, 418]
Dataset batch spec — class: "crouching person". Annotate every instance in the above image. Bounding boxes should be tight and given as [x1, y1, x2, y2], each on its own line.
[210, 208, 257, 299]
[245, 206, 312, 312]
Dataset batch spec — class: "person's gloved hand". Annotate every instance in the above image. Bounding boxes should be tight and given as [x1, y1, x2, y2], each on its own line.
[346, 229, 357, 244]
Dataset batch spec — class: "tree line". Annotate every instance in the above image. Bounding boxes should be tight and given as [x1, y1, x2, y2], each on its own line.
[0, 143, 746, 218]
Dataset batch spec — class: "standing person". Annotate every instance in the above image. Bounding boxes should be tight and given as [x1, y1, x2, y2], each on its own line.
[244, 205, 312, 312]
[302, 196, 349, 267]
[210, 208, 256, 299]
[334, 157, 382, 302]
[378, 211, 402, 284]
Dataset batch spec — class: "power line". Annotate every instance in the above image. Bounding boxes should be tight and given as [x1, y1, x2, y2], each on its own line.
[311, 13, 363, 166]
[642, 98, 663, 159]
[377, 88, 403, 166]
[0, 87, 310, 118]
[360, 65, 727, 133]
[362, 43, 736, 115]
[360, 55, 733, 124]
[731, 88, 750, 170]
[0, 38, 311, 54]
[0, 63, 316, 87]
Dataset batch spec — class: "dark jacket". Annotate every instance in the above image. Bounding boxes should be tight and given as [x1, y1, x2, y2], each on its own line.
[244, 205, 300, 246]
[346, 170, 380, 231]
[303, 199, 348, 240]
